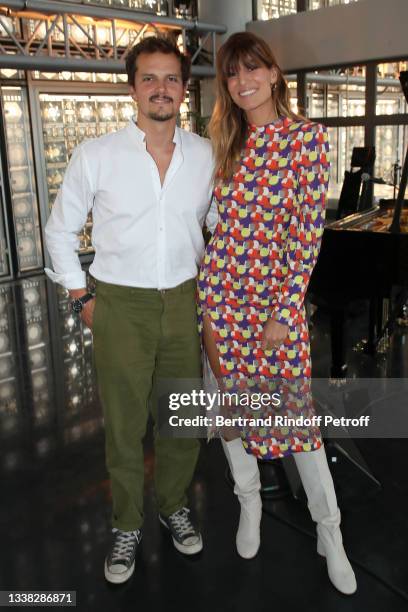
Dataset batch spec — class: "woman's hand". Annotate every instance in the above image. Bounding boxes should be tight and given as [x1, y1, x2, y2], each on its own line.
[261, 318, 288, 351]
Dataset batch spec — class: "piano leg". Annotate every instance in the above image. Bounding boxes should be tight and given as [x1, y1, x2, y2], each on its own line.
[330, 307, 348, 378]
[375, 288, 408, 344]
[364, 297, 387, 354]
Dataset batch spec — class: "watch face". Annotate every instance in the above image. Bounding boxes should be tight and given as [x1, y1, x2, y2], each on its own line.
[71, 299, 83, 313]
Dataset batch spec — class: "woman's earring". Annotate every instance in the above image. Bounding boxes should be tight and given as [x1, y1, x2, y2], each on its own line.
[271, 82, 277, 92]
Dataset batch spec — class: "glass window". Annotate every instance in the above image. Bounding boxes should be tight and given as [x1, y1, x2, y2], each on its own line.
[258, 0, 360, 17]
[308, 0, 360, 9]
[376, 61, 408, 116]
[307, 66, 365, 118]
[81, 0, 168, 14]
[302, 57, 408, 206]
[286, 77, 298, 114]
[374, 125, 408, 200]
[258, 0, 297, 20]
[179, 85, 198, 132]
[327, 126, 365, 200]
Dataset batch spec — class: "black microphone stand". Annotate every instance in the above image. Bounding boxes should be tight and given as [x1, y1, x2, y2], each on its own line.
[389, 71, 408, 233]
[389, 145, 408, 233]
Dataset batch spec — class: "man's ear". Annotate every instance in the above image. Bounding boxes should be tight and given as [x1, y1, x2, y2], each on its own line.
[129, 85, 137, 103]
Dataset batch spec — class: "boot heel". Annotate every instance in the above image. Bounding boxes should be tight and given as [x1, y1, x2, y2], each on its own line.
[236, 493, 262, 559]
[317, 536, 326, 557]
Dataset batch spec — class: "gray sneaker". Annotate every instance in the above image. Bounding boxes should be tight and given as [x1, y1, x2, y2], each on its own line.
[104, 528, 142, 584]
[159, 507, 203, 555]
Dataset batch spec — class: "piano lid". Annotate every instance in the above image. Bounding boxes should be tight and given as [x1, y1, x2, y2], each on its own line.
[328, 205, 408, 234]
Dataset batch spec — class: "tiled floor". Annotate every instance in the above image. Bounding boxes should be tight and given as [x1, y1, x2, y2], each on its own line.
[1, 275, 407, 611]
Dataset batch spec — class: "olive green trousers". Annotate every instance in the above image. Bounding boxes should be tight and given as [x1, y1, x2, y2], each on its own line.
[93, 278, 201, 531]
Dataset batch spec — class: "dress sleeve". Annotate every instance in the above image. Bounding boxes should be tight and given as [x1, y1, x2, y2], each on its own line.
[271, 123, 330, 327]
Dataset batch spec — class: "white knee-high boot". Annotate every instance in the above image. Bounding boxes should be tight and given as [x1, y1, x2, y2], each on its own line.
[294, 445, 357, 595]
[221, 438, 262, 559]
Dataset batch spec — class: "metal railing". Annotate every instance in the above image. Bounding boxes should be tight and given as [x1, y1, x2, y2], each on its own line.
[0, 0, 226, 75]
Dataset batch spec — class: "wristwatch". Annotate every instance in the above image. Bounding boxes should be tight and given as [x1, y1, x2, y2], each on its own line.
[70, 292, 94, 314]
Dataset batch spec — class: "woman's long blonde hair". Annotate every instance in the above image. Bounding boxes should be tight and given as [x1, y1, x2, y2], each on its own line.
[208, 31, 304, 180]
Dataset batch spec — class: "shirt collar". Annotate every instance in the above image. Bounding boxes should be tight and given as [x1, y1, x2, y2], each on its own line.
[128, 117, 182, 149]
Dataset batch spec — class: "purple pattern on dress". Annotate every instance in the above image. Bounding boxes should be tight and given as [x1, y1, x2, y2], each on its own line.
[197, 117, 330, 459]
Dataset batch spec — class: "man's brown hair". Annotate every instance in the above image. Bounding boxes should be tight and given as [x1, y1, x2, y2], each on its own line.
[125, 36, 191, 86]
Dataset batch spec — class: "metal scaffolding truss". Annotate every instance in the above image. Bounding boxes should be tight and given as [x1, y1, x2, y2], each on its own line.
[0, 0, 226, 75]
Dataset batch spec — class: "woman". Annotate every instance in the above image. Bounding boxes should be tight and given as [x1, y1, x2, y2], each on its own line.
[197, 32, 357, 595]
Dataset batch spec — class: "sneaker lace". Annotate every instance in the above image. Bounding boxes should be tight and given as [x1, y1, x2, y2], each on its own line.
[111, 529, 141, 562]
[170, 508, 195, 538]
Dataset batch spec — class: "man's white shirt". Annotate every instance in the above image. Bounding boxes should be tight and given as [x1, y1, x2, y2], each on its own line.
[44, 119, 217, 290]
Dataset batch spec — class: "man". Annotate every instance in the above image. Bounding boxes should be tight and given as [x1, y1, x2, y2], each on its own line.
[45, 36, 217, 584]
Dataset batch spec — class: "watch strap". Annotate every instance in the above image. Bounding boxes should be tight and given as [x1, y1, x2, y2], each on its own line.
[70, 292, 94, 314]
[79, 292, 94, 306]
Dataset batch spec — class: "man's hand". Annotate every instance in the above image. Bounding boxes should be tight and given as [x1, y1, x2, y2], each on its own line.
[261, 318, 289, 351]
[69, 288, 96, 330]
[81, 297, 95, 330]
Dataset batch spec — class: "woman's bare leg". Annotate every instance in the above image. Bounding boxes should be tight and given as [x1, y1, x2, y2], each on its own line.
[203, 315, 261, 558]
[202, 314, 223, 380]
[202, 314, 240, 441]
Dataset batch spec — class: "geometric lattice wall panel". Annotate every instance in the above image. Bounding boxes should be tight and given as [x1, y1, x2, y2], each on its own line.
[0, 279, 56, 471]
[39, 93, 134, 255]
[22, 278, 54, 428]
[0, 285, 22, 445]
[0, 165, 11, 278]
[1, 86, 44, 272]
[55, 283, 102, 444]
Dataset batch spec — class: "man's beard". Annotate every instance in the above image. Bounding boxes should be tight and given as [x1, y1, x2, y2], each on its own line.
[148, 110, 175, 122]
[148, 94, 175, 122]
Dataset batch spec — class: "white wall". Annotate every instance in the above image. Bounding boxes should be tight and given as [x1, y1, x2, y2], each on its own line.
[198, 0, 252, 117]
[198, 0, 252, 43]
[247, 0, 408, 72]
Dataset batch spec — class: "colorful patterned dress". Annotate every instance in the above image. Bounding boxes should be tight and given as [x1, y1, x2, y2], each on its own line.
[197, 116, 330, 460]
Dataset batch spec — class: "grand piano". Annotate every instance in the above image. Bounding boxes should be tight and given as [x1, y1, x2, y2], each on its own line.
[308, 203, 408, 377]
[308, 71, 408, 378]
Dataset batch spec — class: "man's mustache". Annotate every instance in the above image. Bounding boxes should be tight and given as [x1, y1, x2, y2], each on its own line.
[149, 94, 173, 103]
